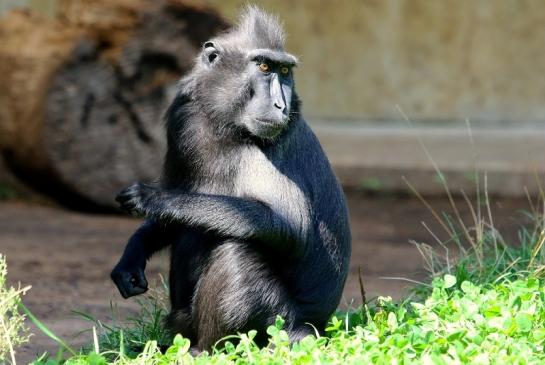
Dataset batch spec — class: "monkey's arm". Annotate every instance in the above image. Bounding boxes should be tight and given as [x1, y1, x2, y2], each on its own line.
[116, 183, 300, 253]
[111, 220, 174, 298]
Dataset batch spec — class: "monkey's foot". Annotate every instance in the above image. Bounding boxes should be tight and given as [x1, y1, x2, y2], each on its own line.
[189, 347, 203, 357]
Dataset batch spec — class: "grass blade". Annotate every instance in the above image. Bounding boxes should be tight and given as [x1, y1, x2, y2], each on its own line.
[19, 303, 77, 356]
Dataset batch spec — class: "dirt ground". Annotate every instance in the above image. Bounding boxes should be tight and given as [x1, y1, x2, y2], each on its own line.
[0, 193, 532, 363]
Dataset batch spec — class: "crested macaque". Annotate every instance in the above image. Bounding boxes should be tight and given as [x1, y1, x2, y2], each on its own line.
[111, 6, 351, 351]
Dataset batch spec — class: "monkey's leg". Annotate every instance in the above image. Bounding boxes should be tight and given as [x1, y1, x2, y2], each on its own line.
[190, 240, 313, 351]
[166, 230, 213, 343]
[116, 183, 301, 253]
[111, 220, 178, 298]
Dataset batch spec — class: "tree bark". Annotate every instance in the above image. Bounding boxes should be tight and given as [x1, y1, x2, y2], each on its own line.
[0, 0, 228, 209]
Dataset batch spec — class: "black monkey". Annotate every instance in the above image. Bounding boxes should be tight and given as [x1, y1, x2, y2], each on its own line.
[111, 6, 351, 351]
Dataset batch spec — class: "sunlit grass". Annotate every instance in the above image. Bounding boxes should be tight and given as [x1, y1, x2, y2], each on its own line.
[29, 276, 545, 364]
[0, 254, 31, 364]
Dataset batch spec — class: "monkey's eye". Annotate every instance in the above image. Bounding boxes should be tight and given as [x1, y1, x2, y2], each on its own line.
[280, 66, 290, 75]
[259, 63, 270, 72]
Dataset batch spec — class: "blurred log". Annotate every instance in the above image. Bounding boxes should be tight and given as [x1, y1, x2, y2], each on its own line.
[0, 0, 228, 209]
[0, 156, 55, 204]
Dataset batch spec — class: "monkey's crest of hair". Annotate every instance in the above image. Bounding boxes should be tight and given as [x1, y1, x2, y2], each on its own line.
[219, 5, 287, 52]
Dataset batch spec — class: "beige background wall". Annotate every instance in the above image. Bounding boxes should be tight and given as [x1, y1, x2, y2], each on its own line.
[3, 0, 545, 124]
[207, 0, 545, 123]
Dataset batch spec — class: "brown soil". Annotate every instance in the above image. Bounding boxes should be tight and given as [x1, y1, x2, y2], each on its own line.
[0, 194, 532, 363]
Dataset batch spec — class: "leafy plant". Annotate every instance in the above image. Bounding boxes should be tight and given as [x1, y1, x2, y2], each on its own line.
[28, 275, 545, 364]
[0, 254, 31, 364]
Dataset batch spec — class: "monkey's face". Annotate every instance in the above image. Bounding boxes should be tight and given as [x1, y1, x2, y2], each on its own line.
[241, 55, 295, 140]
[196, 42, 297, 141]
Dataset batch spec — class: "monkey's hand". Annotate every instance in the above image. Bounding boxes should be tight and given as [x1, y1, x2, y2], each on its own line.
[115, 183, 158, 217]
[111, 261, 149, 298]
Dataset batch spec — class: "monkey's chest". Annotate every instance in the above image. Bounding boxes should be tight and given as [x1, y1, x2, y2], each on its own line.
[233, 151, 311, 234]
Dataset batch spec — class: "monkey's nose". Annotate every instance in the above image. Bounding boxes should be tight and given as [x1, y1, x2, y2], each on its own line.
[273, 98, 286, 112]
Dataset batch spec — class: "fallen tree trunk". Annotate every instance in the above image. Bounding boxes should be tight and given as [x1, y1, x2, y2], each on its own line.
[0, 0, 228, 209]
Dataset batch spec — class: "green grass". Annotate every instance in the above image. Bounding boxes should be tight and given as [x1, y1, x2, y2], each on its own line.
[0, 254, 31, 364]
[73, 278, 173, 360]
[29, 275, 545, 364]
[21, 192, 545, 364]
[406, 178, 545, 299]
[0, 184, 18, 200]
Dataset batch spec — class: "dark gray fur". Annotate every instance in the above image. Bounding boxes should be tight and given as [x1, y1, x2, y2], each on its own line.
[111, 6, 351, 351]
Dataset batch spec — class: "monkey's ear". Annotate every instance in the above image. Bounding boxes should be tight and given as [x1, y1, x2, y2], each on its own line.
[202, 41, 219, 66]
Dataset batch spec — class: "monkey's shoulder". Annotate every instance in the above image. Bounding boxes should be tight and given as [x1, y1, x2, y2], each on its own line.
[232, 120, 346, 229]
[235, 121, 328, 191]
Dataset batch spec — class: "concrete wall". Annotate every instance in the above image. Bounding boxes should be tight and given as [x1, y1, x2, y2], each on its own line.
[0, 0, 56, 17]
[3, 0, 545, 124]
[206, 0, 545, 124]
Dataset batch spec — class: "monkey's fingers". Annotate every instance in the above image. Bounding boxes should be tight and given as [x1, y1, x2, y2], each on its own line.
[115, 187, 138, 208]
[115, 183, 155, 217]
[111, 269, 148, 298]
[116, 197, 142, 217]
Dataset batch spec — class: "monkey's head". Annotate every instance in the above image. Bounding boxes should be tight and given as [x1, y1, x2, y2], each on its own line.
[191, 6, 299, 141]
